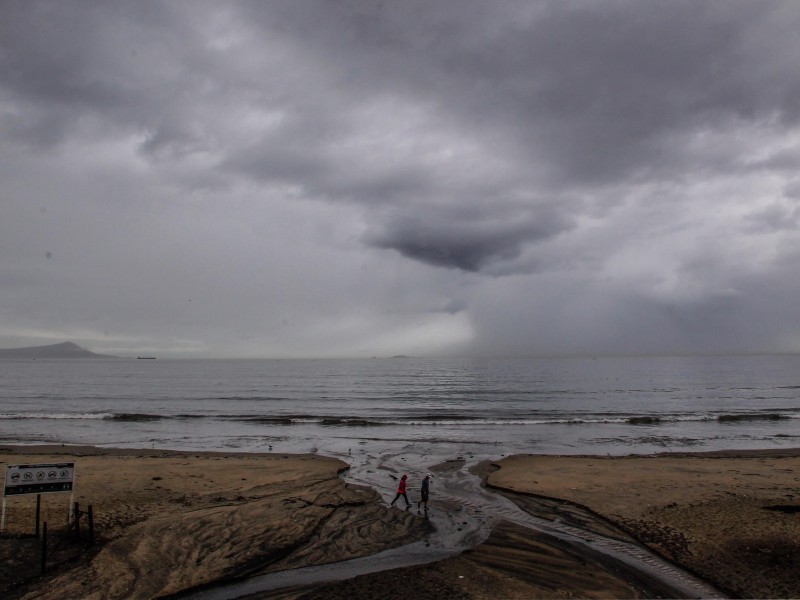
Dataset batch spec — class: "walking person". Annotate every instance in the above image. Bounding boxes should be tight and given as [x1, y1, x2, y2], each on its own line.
[390, 474, 411, 508]
[418, 473, 432, 512]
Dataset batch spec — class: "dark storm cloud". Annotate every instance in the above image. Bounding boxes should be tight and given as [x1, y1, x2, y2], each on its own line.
[221, 0, 800, 272]
[4, 2, 798, 264]
[235, 1, 800, 181]
[0, 3, 171, 145]
[366, 203, 572, 272]
[2, 1, 800, 357]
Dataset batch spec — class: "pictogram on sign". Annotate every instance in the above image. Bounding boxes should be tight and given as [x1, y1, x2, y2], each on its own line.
[4, 463, 75, 496]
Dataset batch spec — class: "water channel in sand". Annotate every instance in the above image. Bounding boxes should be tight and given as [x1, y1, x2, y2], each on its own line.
[185, 440, 724, 599]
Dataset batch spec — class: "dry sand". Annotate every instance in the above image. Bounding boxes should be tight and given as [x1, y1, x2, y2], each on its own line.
[4, 446, 800, 599]
[484, 450, 800, 599]
[0, 445, 427, 600]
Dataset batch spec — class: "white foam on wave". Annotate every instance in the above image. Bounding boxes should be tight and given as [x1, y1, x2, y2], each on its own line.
[0, 412, 114, 420]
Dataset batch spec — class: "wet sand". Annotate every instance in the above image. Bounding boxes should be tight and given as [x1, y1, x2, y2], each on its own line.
[303, 450, 800, 599]
[484, 450, 800, 599]
[0, 446, 428, 600]
[301, 519, 687, 600]
[3, 446, 800, 599]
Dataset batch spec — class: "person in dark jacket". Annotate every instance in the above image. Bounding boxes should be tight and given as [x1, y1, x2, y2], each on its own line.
[418, 473, 432, 511]
[390, 474, 411, 508]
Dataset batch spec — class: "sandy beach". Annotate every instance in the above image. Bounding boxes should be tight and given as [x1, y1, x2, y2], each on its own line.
[3, 446, 800, 599]
[484, 450, 800, 599]
[0, 446, 427, 600]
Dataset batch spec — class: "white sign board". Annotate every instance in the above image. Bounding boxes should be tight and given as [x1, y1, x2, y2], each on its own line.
[4, 463, 75, 496]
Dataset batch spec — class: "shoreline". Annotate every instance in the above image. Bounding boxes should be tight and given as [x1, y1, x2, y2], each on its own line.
[3, 445, 800, 598]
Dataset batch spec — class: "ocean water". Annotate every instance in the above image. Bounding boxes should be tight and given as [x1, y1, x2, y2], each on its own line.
[0, 355, 799, 462]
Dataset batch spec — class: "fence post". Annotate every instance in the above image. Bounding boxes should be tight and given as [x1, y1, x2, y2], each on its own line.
[35, 494, 41, 538]
[73, 502, 80, 539]
[41, 522, 47, 574]
[87, 505, 94, 545]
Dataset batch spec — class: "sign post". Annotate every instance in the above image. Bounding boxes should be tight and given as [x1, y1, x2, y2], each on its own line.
[2, 463, 75, 532]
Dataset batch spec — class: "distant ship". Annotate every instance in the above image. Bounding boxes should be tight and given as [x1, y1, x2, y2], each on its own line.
[136, 356, 156, 360]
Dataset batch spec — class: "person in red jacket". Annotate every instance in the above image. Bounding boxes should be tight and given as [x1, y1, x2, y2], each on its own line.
[390, 474, 411, 508]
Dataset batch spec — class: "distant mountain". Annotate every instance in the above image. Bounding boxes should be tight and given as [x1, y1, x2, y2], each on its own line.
[0, 341, 117, 359]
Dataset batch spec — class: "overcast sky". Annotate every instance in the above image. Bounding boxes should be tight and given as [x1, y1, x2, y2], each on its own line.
[2, 1, 800, 358]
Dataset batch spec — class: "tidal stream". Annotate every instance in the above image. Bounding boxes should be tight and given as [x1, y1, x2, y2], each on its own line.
[185, 442, 724, 599]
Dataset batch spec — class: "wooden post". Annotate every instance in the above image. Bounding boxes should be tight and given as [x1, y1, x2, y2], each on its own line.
[73, 502, 80, 539]
[41, 522, 47, 574]
[87, 505, 94, 545]
[35, 494, 41, 538]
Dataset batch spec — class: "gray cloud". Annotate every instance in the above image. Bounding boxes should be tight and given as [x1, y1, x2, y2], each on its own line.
[230, 1, 800, 181]
[366, 203, 573, 272]
[1, 1, 800, 357]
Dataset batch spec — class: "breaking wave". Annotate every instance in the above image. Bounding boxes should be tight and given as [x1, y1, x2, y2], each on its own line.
[1, 410, 798, 427]
[0, 412, 114, 420]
